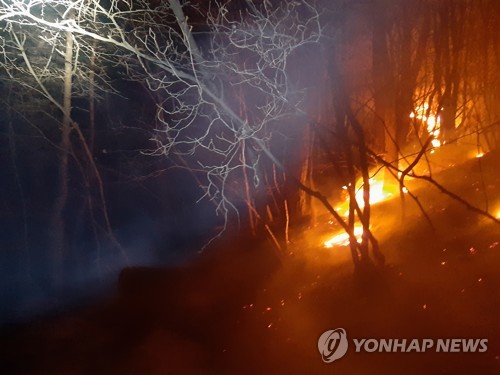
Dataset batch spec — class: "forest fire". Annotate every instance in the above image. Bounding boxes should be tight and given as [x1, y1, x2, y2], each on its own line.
[355, 176, 393, 207]
[324, 173, 394, 248]
[335, 172, 395, 218]
[324, 225, 363, 248]
[410, 102, 441, 148]
[1, 1, 500, 374]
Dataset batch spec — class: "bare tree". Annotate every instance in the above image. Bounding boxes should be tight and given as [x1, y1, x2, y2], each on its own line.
[0, 0, 325, 251]
[0, 1, 124, 285]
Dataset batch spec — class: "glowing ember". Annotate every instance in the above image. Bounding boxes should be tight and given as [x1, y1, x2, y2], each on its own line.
[476, 153, 485, 158]
[324, 225, 363, 248]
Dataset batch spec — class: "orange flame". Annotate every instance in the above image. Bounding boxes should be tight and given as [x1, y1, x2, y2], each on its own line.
[410, 102, 441, 147]
[336, 172, 394, 217]
[324, 225, 363, 248]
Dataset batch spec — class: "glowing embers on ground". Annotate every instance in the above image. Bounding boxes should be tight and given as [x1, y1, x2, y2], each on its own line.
[465, 146, 489, 159]
[410, 102, 441, 148]
[474, 148, 490, 159]
[324, 224, 364, 248]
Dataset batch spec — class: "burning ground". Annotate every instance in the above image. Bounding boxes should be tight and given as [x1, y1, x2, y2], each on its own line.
[1, 149, 499, 374]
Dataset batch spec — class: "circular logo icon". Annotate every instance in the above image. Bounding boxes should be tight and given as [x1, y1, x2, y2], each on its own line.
[318, 328, 348, 363]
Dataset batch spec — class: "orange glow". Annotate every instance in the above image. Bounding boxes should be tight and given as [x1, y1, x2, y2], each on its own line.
[469, 148, 487, 159]
[411, 102, 441, 147]
[431, 138, 441, 148]
[324, 225, 363, 248]
[326, 171, 398, 249]
[355, 177, 390, 207]
[336, 171, 395, 216]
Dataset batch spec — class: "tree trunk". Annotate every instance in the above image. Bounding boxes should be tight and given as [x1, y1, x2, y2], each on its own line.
[297, 124, 315, 224]
[372, 0, 398, 174]
[7, 84, 31, 280]
[89, 43, 96, 154]
[50, 28, 74, 289]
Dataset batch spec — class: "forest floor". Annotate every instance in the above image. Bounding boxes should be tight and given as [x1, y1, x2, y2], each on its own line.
[1, 146, 500, 375]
